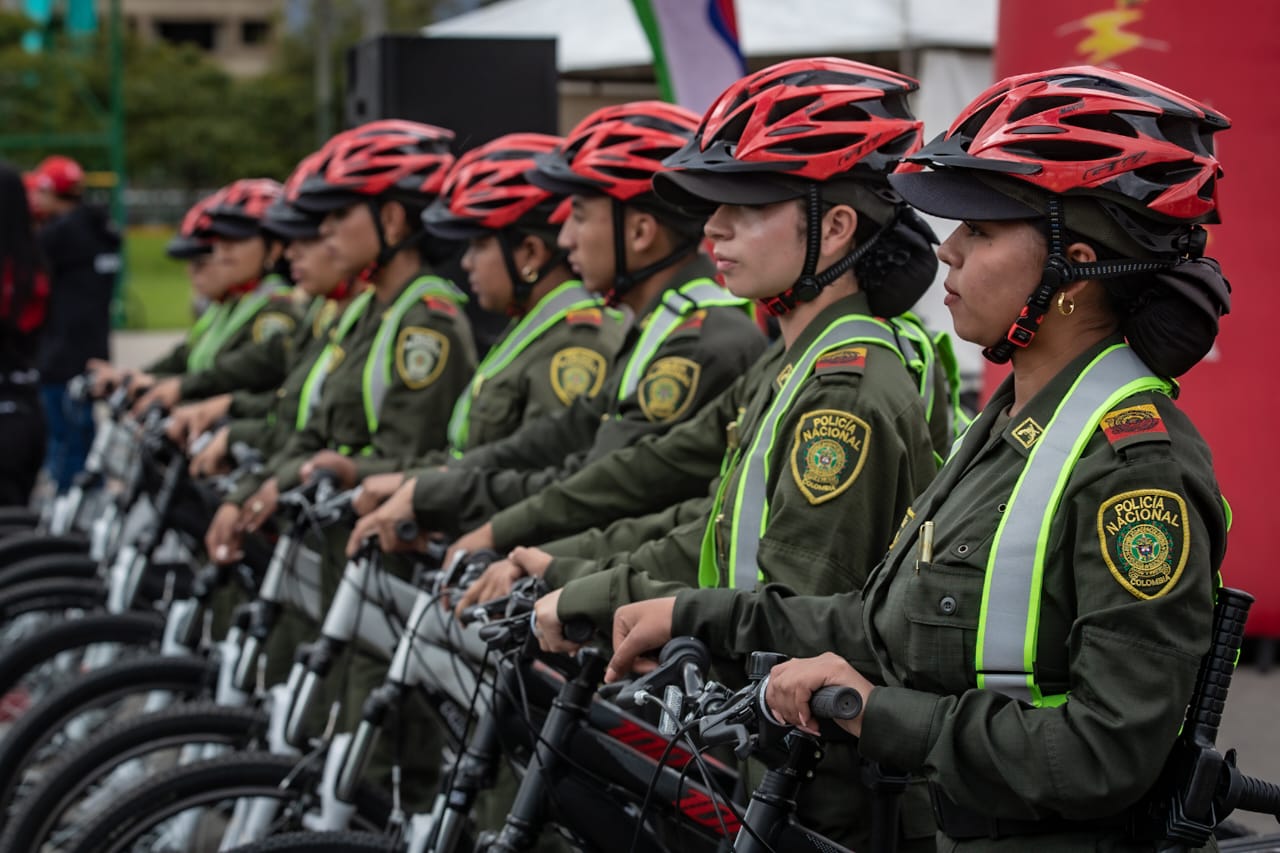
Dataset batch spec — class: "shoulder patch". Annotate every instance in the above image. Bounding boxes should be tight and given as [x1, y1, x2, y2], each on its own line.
[674, 309, 707, 333]
[565, 308, 602, 327]
[422, 295, 459, 317]
[1100, 403, 1168, 450]
[252, 311, 295, 343]
[790, 409, 871, 505]
[550, 347, 608, 405]
[395, 326, 449, 389]
[638, 356, 701, 423]
[814, 345, 867, 374]
[313, 299, 340, 339]
[1098, 488, 1189, 599]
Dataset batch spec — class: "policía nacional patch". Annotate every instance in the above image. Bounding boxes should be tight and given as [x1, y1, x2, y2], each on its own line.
[790, 409, 871, 505]
[252, 311, 296, 343]
[550, 347, 607, 405]
[638, 356, 701, 422]
[1097, 488, 1189, 599]
[395, 326, 448, 389]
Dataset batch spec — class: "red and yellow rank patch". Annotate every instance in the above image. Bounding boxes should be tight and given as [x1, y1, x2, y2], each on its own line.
[1101, 404, 1166, 445]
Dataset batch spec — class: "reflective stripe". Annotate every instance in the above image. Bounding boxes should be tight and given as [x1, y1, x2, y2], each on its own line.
[295, 290, 374, 431]
[616, 279, 749, 402]
[446, 281, 602, 452]
[698, 315, 906, 591]
[976, 344, 1170, 705]
[187, 275, 288, 373]
[362, 276, 464, 434]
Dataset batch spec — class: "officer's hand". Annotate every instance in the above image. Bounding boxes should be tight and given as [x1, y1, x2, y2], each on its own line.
[168, 395, 232, 446]
[241, 479, 280, 533]
[532, 589, 580, 654]
[190, 426, 231, 478]
[445, 522, 496, 570]
[126, 372, 158, 406]
[346, 479, 420, 556]
[132, 376, 182, 417]
[606, 597, 676, 683]
[765, 653, 873, 738]
[508, 546, 553, 579]
[205, 502, 246, 565]
[87, 360, 120, 397]
[454, 557, 524, 614]
[353, 472, 407, 517]
[301, 450, 358, 489]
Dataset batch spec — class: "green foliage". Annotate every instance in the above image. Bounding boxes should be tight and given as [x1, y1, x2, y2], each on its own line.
[120, 227, 193, 330]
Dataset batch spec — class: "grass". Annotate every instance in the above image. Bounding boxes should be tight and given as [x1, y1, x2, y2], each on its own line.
[118, 226, 195, 331]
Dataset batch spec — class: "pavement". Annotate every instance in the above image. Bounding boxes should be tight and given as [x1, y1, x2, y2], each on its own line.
[107, 330, 1280, 836]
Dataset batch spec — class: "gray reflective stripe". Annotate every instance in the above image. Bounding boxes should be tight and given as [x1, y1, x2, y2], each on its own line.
[187, 276, 287, 373]
[616, 279, 748, 402]
[446, 281, 601, 451]
[363, 276, 462, 434]
[977, 344, 1169, 704]
[295, 291, 374, 431]
[726, 316, 902, 590]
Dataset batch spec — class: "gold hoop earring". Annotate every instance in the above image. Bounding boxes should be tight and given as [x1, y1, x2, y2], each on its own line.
[521, 266, 538, 284]
[1057, 292, 1075, 316]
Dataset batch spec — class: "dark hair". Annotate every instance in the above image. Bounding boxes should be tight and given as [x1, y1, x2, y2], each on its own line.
[0, 162, 45, 359]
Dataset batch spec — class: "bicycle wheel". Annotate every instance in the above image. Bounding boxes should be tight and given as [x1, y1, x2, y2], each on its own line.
[0, 653, 212, 818]
[226, 829, 401, 851]
[64, 751, 392, 853]
[0, 611, 163, 713]
[1, 701, 269, 852]
[0, 531, 87, 567]
[0, 577, 105, 622]
[0, 552, 98, 587]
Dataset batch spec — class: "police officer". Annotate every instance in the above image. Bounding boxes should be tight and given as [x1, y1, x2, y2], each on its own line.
[131, 179, 303, 413]
[351, 101, 767, 552]
[608, 66, 1233, 853]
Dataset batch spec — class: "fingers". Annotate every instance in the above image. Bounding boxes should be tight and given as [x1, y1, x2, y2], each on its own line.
[346, 515, 375, 557]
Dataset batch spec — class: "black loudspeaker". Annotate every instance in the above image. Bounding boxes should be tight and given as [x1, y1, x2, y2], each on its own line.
[345, 35, 559, 151]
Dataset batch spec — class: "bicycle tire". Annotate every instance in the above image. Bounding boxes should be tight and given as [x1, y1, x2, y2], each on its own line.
[0, 576, 106, 622]
[0, 610, 163, 701]
[0, 552, 99, 587]
[1, 701, 269, 852]
[0, 531, 88, 567]
[64, 751, 393, 853]
[0, 508, 39, 528]
[226, 829, 402, 851]
[0, 653, 212, 817]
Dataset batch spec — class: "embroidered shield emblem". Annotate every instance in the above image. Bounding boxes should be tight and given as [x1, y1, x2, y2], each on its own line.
[790, 409, 871, 505]
[1097, 488, 1189, 599]
[395, 327, 448, 389]
[252, 311, 296, 343]
[550, 347, 607, 405]
[638, 357, 701, 422]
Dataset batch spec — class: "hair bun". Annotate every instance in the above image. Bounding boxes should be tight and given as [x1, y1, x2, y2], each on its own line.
[1126, 257, 1230, 378]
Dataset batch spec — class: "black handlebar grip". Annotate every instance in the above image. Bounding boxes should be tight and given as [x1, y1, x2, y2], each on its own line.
[810, 686, 863, 721]
[395, 519, 419, 543]
[1234, 773, 1280, 820]
[563, 618, 594, 644]
[1186, 587, 1253, 747]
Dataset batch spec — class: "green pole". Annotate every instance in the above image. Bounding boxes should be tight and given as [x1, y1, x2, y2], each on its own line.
[107, 0, 127, 328]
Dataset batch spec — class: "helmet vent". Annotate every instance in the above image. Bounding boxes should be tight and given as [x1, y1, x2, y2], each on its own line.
[1008, 96, 1079, 123]
[1059, 112, 1140, 138]
[1007, 139, 1123, 162]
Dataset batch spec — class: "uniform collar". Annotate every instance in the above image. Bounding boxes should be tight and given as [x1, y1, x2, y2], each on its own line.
[785, 292, 875, 359]
[986, 333, 1128, 458]
[635, 254, 719, 321]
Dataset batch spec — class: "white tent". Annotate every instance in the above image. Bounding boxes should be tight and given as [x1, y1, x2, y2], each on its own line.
[427, 0, 998, 384]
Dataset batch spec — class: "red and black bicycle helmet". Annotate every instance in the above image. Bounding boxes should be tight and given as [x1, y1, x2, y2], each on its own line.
[293, 119, 455, 213]
[204, 178, 284, 240]
[529, 102, 703, 301]
[889, 65, 1231, 363]
[166, 190, 223, 259]
[653, 58, 928, 316]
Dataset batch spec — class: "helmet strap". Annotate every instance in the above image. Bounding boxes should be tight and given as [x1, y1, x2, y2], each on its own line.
[605, 197, 697, 306]
[367, 198, 426, 274]
[759, 185, 892, 318]
[982, 196, 1183, 364]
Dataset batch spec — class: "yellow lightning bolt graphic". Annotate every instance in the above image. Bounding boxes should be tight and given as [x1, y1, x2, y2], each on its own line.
[1057, 1, 1169, 64]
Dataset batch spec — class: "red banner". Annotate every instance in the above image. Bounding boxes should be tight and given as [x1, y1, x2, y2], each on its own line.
[994, 0, 1280, 633]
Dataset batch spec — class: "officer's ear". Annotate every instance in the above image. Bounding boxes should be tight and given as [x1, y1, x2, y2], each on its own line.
[516, 232, 555, 271]
[625, 208, 661, 256]
[379, 200, 410, 243]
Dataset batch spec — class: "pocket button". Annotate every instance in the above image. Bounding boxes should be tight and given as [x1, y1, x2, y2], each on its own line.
[938, 595, 958, 616]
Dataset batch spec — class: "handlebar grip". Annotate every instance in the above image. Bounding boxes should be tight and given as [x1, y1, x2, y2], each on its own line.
[395, 519, 419, 543]
[1234, 773, 1280, 820]
[810, 686, 863, 721]
[1186, 587, 1253, 747]
[563, 618, 594, 645]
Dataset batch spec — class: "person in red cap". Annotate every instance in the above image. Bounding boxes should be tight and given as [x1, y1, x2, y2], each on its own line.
[30, 154, 121, 494]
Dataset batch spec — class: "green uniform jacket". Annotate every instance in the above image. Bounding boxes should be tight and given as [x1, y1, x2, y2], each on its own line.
[222, 296, 348, 459]
[673, 336, 1227, 852]
[177, 292, 324, 401]
[406, 256, 767, 533]
[229, 274, 477, 503]
[415, 284, 627, 465]
[549, 292, 938, 624]
[146, 279, 300, 378]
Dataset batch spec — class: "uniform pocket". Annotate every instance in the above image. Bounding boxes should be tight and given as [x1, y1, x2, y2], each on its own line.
[903, 561, 984, 694]
[465, 390, 521, 444]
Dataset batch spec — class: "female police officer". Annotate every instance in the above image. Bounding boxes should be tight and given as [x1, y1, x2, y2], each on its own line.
[607, 66, 1233, 851]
